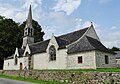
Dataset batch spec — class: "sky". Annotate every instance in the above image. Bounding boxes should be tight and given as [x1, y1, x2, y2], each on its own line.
[0, 0, 120, 48]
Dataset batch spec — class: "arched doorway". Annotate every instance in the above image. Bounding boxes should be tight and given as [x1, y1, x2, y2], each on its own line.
[20, 62, 22, 70]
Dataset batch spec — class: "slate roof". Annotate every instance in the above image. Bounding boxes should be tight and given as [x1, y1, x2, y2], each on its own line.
[5, 55, 14, 60]
[29, 27, 89, 54]
[28, 27, 113, 54]
[115, 51, 120, 59]
[6, 48, 24, 59]
[67, 35, 113, 54]
[58, 27, 88, 44]
[55, 37, 69, 49]
[29, 39, 50, 54]
[6, 26, 113, 58]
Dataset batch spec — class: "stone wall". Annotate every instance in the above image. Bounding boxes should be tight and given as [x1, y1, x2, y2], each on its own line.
[68, 51, 96, 69]
[116, 59, 120, 67]
[96, 51, 116, 68]
[0, 70, 120, 84]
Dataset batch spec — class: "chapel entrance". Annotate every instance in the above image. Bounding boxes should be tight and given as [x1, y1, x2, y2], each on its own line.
[20, 63, 22, 70]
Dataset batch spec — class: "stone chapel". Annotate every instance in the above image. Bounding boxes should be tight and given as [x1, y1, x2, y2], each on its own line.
[3, 5, 116, 70]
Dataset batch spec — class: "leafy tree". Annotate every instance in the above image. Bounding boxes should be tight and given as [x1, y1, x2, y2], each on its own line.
[0, 16, 44, 69]
[0, 16, 20, 69]
[111, 47, 120, 51]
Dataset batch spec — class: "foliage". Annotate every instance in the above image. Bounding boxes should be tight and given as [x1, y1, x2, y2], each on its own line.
[0, 75, 64, 84]
[111, 47, 120, 51]
[0, 16, 20, 69]
[0, 16, 44, 69]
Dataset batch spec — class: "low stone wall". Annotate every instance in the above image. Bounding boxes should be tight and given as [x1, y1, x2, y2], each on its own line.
[0, 70, 120, 84]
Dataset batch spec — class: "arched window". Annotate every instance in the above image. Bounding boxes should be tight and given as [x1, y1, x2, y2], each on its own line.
[24, 28, 27, 36]
[49, 45, 56, 61]
[25, 52, 29, 56]
[15, 55, 18, 65]
[28, 28, 30, 36]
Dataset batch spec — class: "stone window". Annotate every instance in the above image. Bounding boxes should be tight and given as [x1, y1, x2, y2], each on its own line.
[25, 52, 29, 56]
[49, 45, 56, 61]
[105, 55, 109, 64]
[28, 28, 30, 36]
[8, 63, 9, 66]
[78, 56, 82, 63]
[15, 55, 18, 65]
[25, 28, 27, 36]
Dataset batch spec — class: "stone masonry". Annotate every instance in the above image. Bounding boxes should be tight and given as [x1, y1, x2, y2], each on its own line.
[0, 70, 120, 84]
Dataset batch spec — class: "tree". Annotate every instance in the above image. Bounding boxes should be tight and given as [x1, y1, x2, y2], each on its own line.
[0, 16, 20, 69]
[0, 16, 44, 69]
[111, 47, 120, 51]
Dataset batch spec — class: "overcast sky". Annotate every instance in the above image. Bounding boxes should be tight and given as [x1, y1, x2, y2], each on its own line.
[0, 0, 120, 48]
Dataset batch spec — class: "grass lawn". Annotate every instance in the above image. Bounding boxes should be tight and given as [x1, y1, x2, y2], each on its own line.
[89, 68, 120, 72]
[35, 68, 120, 72]
[0, 74, 65, 84]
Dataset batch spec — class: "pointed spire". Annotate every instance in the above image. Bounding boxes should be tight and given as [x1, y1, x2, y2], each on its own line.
[26, 5, 32, 28]
[22, 4, 34, 49]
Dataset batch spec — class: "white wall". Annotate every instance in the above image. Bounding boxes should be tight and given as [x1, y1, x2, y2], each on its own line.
[4, 59, 17, 70]
[33, 35, 68, 70]
[3, 57, 28, 70]
[33, 49, 67, 69]
[67, 51, 96, 69]
[95, 51, 116, 68]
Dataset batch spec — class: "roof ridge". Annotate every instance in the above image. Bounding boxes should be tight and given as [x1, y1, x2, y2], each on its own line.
[66, 27, 90, 47]
[29, 27, 89, 47]
[86, 36, 101, 47]
[85, 36, 113, 53]
[85, 36, 96, 49]
[29, 39, 50, 46]
[56, 37, 69, 42]
[58, 27, 89, 38]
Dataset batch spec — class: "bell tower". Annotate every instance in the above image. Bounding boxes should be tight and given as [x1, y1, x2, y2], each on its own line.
[22, 5, 34, 48]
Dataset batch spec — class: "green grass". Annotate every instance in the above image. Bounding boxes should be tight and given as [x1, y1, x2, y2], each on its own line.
[34, 68, 120, 72]
[0, 74, 65, 84]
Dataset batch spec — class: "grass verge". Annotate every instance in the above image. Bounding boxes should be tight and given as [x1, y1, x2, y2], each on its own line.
[34, 68, 120, 72]
[0, 74, 65, 84]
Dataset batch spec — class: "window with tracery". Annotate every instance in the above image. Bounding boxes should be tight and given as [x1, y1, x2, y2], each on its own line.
[49, 45, 56, 61]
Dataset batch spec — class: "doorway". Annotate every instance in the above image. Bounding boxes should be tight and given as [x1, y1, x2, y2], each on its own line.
[20, 62, 22, 70]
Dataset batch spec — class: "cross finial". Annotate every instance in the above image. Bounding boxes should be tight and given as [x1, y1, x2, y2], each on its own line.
[91, 22, 93, 27]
